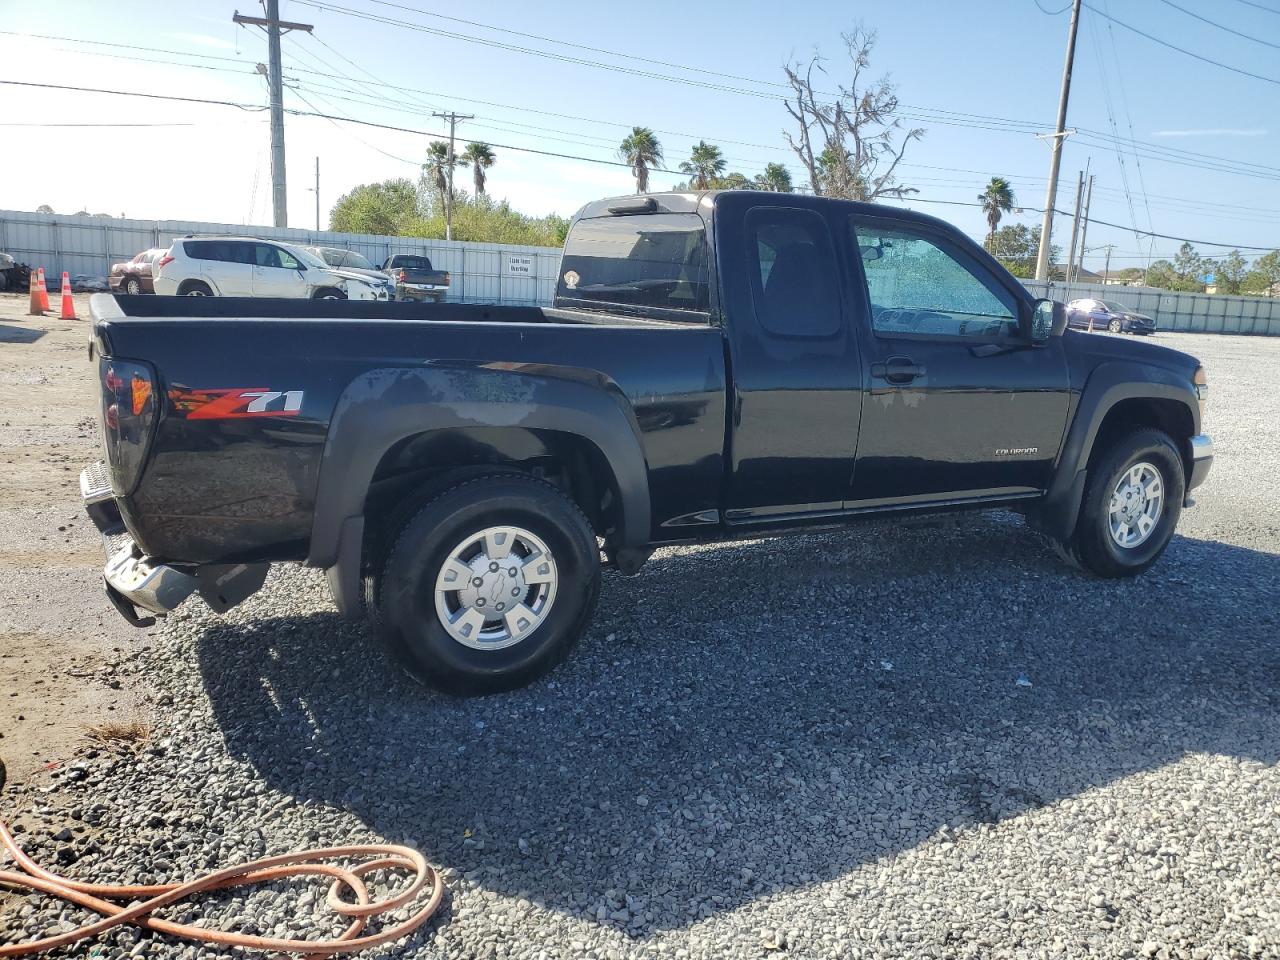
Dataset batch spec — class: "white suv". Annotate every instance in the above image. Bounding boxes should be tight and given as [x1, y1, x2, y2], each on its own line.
[153, 237, 391, 300]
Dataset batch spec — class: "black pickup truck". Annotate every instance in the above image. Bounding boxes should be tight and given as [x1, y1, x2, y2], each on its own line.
[83, 191, 1212, 694]
[381, 254, 450, 302]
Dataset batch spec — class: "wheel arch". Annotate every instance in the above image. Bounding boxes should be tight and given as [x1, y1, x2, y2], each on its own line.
[1036, 362, 1199, 542]
[307, 364, 651, 616]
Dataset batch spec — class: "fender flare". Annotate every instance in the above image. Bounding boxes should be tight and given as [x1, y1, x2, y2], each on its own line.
[306, 364, 651, 613]
[1037, 361, 1199, 541]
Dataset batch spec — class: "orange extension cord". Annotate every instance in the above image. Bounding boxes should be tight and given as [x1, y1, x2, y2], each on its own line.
[0, 816, 444, 957]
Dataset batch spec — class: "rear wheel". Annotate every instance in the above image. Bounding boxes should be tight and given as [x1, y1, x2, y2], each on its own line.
[179, 280, 213, 297]
[1069, 428, 1184, 578]
[373, 475, 600, 695]
[125, 276, 143, 295]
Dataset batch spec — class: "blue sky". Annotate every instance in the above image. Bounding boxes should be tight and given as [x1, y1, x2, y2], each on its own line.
[3, 0, 1277, 273]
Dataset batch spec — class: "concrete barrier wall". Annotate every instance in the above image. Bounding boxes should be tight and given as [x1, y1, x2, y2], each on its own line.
[1019, 279, 1279, 336]
[0, 210, 561, 306]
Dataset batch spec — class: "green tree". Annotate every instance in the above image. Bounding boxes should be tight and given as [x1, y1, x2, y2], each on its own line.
[1212, 249, 1248, 295]
[1145, 259, 1177, 290]
[422, 141, 461, 206]
[1242, 250, 1280, 295]
[461, 142, 496, 196]
[754, 163, 794, 192]
[678, 140, 727, 190]
[1171, 242, 1205, 292]
[329, 178, 419, 235]
[985, 223, 1059, 279]
[977, 176, 1016, 245]
[619, 127, 664, 194]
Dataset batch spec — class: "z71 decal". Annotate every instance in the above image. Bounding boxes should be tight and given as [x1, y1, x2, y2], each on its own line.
[169, 387, 305, 420]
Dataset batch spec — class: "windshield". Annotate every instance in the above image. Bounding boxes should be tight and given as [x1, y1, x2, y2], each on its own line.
[286, 244, 330, 270]
[556, 213, 710, 315]
[343, 251, 374, 270]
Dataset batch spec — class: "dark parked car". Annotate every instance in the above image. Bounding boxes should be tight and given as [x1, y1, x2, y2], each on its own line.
[306, 246, 396, 298]
[381, 254, 450, 302]
[82, 191, 1212, 695]
[108, 249, 165, 295]
[1067, 297, 1156, 335]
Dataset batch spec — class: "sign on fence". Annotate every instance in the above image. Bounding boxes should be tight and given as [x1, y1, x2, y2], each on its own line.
[504, 254, 535, 277]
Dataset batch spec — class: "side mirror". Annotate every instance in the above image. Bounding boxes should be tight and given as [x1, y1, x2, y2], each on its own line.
[1030, 298, 1066, 343]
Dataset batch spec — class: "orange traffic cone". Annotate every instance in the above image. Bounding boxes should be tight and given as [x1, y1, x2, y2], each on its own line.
[28, 269, 43, 315]
[37, 268, 50, 312]
[60, 272, 77, 320]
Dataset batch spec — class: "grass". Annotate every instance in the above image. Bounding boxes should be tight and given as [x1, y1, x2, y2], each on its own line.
[84, 720, 151, 750]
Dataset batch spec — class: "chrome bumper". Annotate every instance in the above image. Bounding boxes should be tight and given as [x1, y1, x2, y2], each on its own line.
[81, 462, 198, 626]
[1186, 434, 1213, 504]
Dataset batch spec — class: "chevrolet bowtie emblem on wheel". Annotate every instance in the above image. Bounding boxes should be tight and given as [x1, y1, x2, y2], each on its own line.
[168, 388, 304, 419]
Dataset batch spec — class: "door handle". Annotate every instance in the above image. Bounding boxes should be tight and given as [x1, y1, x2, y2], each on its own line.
[870, 357, 926, 384]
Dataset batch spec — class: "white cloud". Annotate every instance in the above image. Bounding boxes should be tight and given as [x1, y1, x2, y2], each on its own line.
[1151, 128, 1267, 138]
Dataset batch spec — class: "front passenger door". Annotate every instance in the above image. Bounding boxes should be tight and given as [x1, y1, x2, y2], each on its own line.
[251, 244, 309, 298]
[847, 217, 1069, 506]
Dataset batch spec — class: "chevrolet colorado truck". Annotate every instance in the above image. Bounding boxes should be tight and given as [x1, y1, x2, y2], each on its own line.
[82, 191, 1213, 694]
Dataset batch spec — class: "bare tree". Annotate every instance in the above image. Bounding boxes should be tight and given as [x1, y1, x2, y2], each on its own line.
[783, 27, 923, 201]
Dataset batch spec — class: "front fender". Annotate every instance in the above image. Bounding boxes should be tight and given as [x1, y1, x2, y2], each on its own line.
[1038, 361, 1199, 540]
[306, 362, 652, 572]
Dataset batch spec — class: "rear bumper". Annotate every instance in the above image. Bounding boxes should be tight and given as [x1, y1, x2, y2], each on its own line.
[81, 461, 268, 626]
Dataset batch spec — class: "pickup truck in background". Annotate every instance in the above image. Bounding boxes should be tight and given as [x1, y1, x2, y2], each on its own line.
[382, 254, 450, 302]
[83, 190, 1212, 695]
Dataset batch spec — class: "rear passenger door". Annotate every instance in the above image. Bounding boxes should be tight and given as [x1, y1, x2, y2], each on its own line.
[846, 216, 1069, 504]
[192, 240, 253, 296]
[720, 201, 863, 524]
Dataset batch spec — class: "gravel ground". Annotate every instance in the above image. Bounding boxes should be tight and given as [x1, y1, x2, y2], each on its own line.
[2, 331, 1279, 959]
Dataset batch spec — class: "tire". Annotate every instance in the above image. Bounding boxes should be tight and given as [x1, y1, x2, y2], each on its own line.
[0, 270, 8, 292]
[1108, 318, 1123, 333]
[374, 475, 600, 695]
[313, 288, 347, 300]
[1070, 428, 1185, 578]
[125, 276, 143, 296]
[179, 280, 213, 297]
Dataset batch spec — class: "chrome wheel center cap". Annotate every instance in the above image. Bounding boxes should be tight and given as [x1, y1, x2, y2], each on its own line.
[456, 556, 528, 615]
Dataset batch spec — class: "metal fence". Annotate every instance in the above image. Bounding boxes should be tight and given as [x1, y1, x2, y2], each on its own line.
[0, 209, 562, 306]
[1020, 279, 1280, 336]
[4, 209, 1278, 334]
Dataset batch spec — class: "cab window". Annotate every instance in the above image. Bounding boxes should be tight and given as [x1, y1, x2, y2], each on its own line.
[853, 220, 1018, 339]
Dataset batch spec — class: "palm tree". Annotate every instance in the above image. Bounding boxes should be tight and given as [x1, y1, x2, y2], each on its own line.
[678, 141, 727, 190]
[978, 176, 1016, 245]
[423, 141, 460, 206]
[754, 163, 794, 193]
[618, 127, 663, 194]
[462, 142, 496, 196]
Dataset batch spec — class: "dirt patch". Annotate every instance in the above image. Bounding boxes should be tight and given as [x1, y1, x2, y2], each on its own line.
[0, 292, 147, 787]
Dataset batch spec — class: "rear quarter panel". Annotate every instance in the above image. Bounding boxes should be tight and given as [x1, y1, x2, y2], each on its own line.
[95, 311, 726, 563]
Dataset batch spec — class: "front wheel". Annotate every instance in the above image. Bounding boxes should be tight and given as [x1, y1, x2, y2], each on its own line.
[1069, 428, 1185, 578]
[373, 475, 601, 695]
[1108, 318, 1123, 333]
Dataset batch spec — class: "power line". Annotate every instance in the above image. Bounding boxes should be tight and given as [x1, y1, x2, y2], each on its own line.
[0, 121, 194, 127]
[1225, 0, 1280, 13]
[1082, 2, 1280, 85]
[1153, 0, 1280, 49]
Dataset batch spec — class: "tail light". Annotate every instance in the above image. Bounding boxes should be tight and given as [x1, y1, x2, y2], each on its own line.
[100, 357, 158, 494]
[397, 270, 406, 282]
[157, 254, 174, 269]
[443, 272, 451, 283]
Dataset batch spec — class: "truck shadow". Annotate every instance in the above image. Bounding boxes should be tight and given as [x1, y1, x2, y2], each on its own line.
[194, 514, 1280, 936]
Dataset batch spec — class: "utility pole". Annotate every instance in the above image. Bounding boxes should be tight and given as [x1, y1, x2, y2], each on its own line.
[1074, 175, 1094, 282]
[432, 111, 473, 241]
[1034, 0, 1083, 282]
[1101, 244, 1115, 283]
[233, 2, 313, 228]
[1065, 169, 1084, 283]
[312, 156, 320, 231]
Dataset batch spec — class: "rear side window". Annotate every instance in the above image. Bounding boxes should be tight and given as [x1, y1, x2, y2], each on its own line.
[556, 213, 710, 316]
[746, 208, 841, 338]
[391, 255, 432, 269]
[185, 240, 254, 264]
